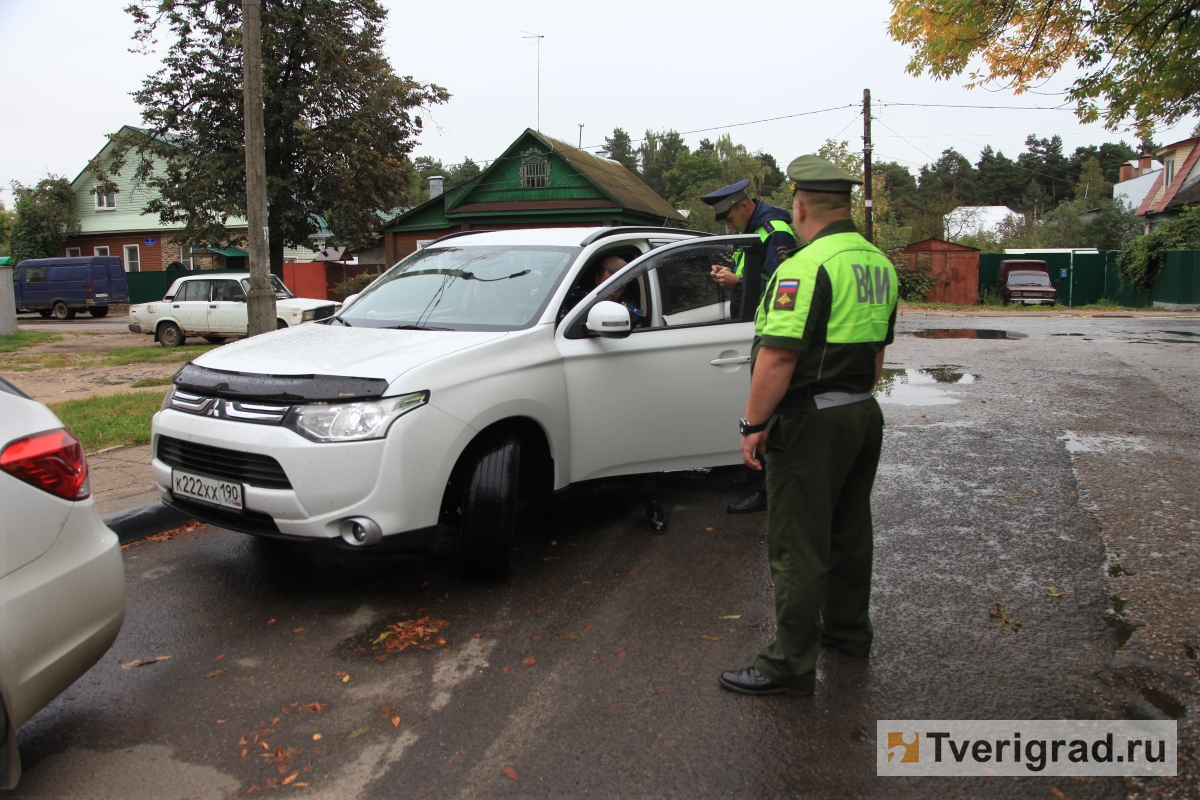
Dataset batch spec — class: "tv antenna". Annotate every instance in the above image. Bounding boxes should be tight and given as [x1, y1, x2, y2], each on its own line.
[578, 123, 584, 148]
[522, 32, 544, 131]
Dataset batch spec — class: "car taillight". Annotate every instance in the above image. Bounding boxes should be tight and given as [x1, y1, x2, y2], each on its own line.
[0, 428, 90, 500]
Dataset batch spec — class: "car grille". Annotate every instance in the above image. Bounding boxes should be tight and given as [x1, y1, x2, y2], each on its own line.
[313, 305, 335, 320]
[157, 435, 292, 490]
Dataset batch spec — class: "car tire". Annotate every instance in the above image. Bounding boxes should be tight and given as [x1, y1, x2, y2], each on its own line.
[52, 301, 75, 320]
[88, 306, 109, 318]
[158, 322, 184, 348]
[37, 309, 52, 318]
[459, 433, 520, 580]
[203, 336, 226, 344]
[277, 319, 288, 330]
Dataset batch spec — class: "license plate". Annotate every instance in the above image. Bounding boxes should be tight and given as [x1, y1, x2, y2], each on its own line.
[172, 469, 243, 512]
[95, 293, 109, 298]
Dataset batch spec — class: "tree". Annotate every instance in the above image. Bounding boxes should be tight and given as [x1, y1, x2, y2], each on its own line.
[638, 130, 688, 199]
[1018, 135, 1071, 204]
[919, 149, 979, 205]
[975, 146, 1026, 208]
[665, 135, 779, 232]
[1120, 204, 1200, 290]
[101, 0, 448, 276]
[7, 177, 80, 264]
[888, 0, 1200, 137]
[1069, 141, 1138, 186]
[0, 201, 16, 258]
[1073, 157, 1112, 205]
[600, 128, 639, 172]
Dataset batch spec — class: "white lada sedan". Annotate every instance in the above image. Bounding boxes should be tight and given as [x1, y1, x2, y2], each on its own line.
[128, 273, 339, 347]
[150, 227, 762, 578]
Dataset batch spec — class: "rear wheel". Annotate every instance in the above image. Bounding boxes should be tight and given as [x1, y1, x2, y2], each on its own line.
[203, 336, 227, 344]
[157, 321, 184, 348]
[52, 301, 75, 320]
[88, 306, 109, 318]
[459, 433, 520, 580]
[37, 309, 52, 318]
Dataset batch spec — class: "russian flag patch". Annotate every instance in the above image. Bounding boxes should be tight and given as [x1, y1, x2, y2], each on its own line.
[773, 279, 799, 310]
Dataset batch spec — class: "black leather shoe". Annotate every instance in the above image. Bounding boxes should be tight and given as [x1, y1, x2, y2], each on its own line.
[718, 666, 812, 697]
[727, 490, 767, 514]
[646, 500, 668, 534]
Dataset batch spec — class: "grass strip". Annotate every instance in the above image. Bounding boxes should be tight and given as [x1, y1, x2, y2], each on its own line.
[49, 390, 168, 453]
[91, 343, 218, 367]
[131, 376, 174, 388]
[0, 331, 60, 353]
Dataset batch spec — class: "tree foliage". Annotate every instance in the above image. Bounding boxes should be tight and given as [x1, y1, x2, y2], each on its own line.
[1119, 205, 1200, 290]
[599, 128, 638, 172]
[0, 201, 16, 257]
[7, 177, 80, 264]
[99, 0, 448, 275]
[888, 0, 1200, 137]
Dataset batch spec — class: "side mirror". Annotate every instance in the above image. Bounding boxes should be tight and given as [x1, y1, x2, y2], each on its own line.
[343, 293, 360, 307]
[585, 300, 632, 338]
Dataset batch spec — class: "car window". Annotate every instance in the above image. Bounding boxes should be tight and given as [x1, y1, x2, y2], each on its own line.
[213, 280, 246, 301]
[1008, 272, 1051, 286]
[24, 267, 45, 283]
[341, 245, 580, 331]
[238, 276, 295, 300]
[177, 280, 212, 302]
[655, 255, 727, 323]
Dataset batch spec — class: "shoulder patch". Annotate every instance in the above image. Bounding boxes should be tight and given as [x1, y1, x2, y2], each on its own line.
[772, 279, 799, 310]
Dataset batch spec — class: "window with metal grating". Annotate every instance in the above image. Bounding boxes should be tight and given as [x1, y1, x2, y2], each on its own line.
[157, 436, 292, 490]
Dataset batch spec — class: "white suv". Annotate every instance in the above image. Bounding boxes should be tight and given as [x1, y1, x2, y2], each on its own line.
[128, 273, 339, 346]
[149, 228, 762, 577]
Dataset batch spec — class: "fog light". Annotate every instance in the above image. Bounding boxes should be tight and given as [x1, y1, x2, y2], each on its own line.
[339, 516, 382, 547]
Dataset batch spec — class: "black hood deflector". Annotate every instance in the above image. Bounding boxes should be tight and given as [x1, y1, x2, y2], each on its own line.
[173, 362, 389, 403]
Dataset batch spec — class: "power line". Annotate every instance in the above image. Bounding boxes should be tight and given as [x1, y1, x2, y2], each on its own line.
[877, 100, 1075, 111]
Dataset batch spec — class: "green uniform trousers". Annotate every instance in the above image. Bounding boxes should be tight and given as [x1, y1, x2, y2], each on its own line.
[754, 397, 884, 691]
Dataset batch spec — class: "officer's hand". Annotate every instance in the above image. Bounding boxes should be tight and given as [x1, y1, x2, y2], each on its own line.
[712, 267, 738, 290]
[742, 431, 767, 470]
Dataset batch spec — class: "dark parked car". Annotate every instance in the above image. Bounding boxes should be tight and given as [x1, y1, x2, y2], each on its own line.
[13, 257, 130, 319]
[997, 259, 1057, 306]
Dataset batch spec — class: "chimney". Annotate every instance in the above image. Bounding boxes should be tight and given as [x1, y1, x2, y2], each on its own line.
[1138, 155, 1152, 171]
[1119, 163, 1133, 182]
[428, 175, 444, 198]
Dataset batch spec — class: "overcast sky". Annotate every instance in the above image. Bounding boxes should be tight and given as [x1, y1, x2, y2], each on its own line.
[2, 0, 1196, 208]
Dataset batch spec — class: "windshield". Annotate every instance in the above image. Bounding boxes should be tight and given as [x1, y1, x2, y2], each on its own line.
[240, 276, 294, 299]
[338, 245, 580, 331]
[1007, 272, 1051, 286]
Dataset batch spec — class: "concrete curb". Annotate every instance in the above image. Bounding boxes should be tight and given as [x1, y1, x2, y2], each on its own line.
[102, 501, 192, 544]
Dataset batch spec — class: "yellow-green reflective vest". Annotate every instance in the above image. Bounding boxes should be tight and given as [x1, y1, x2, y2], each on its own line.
[732, 219, 796, 278]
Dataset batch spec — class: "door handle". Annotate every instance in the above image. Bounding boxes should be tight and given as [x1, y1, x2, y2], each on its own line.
[210, 304, 217, 309]
[173, 304, 180, 308]
[710, 355, 750, 366]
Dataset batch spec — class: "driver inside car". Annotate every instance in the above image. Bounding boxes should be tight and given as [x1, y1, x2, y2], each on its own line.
[594, 255, 646, 327]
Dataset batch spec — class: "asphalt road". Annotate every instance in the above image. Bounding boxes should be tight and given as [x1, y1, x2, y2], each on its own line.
[8, 313, 1198, 798]
[16, 310, 133, 335]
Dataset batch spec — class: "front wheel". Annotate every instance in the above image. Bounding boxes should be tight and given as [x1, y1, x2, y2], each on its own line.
[158, 321, 184, 348]
[52, 301, 75, 320]
[277, 319, 288, 330]
[88, 306, 109, 318]
[37, 309, 52, 318]
[459, 434, 520, 580]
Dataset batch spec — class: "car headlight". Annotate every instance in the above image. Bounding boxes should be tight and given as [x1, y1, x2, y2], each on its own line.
[285, 391, 429, 443]
[302, 309, 315, 321]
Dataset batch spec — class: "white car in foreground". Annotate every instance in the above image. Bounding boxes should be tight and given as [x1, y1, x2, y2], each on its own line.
[150, 227, 763, 577]
[0, 377, 125, 789]
[128, 272, 340, 347]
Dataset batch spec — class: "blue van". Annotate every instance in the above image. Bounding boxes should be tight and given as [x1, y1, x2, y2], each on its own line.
[13, 257, 130, 319]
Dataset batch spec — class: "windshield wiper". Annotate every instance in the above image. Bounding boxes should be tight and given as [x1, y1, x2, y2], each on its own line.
[388, 324, 452, 331]
[462, 269, 531, 282]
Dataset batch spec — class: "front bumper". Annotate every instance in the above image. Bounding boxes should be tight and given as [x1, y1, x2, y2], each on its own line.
[150, 403, 471, 543]
[128, 323, 143, 333]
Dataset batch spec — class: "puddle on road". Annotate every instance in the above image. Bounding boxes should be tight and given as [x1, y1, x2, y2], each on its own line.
[1105, 595, 1138, 649]
[909, 328, 1028, 339]
[876, 367, 979, 406]
[1052, 333, 1086, 336]
[1140, 687, 1187, 720]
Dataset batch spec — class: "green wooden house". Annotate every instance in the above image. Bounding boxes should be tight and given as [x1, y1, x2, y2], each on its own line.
[382, 129, 684, 263]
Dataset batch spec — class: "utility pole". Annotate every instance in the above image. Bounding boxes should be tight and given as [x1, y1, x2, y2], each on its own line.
[578, 123, 584, 149]
[522, 32, 544, 131]
[243, 0, 275, 336]
[862, 88, 873, 244]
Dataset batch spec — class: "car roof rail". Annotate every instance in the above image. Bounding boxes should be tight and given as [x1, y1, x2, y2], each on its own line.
[425, 230, 491, 247]
[579, 227, 710, 246]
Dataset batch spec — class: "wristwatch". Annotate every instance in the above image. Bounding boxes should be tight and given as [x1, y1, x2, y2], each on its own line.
[739, 418, 768, 436]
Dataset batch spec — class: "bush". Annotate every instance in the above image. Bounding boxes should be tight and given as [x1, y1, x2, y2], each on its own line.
[896, 255, 936, 301]
[333, 269, 384, 299]
[1119, 205, 1200, 291]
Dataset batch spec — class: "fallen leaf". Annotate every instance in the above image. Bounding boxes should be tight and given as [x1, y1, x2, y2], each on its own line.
[617, 650, 626, 659]
[502, 667, 510, 674]
[242, 748, 249, 758]
[1046, 587, 1067, 597]
[352, 647, 365, 654]
[121, 659, 142, 670]
[563, 633, 581, 642]
[535, 607, 545, 614]
[268, 619, 276, 624]
[459, 749, 467, 755]
[347, 725, 372, 739]
[533, 635, 542, 641]
[206, 669, 227, 678]
[1050, 788, 1066, 799]
[391, 716, 401, 727]
[583, 622, 594, 632]
[474, 633, 483, 639]
[261, 742, 270, 750]
[298, 702, 326, 714]
[522, 656, 537, 667]
[214, 653, 226, 661]
[719, 615, 742, 619]
[342, 674, 350, 683]
[312, 734, 321, 741]
[628, 571, 636, 576]
[282, 771, 300, 785]
[293, 628, 307, 635]
[582, 580, 594, 585]
[372, 632, 391, 644]
[240, 735, 248, 746]
[608, 702, 619, 709]
[293, 783, 310, 788]
[508, 620, 514, 626]
[542, 556, 559, 561]
[655, 687, 666, 693]
[598, 654, 606, 661]
[245, 786, 261, 794]
[421, 581, 430, 588]
[705, 527, 713, 531]
[503, 766, 519, 781]
[700, 635, 723, 641]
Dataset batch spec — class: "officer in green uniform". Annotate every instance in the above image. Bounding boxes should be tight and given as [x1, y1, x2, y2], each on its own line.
[718, 155, 898, 697]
